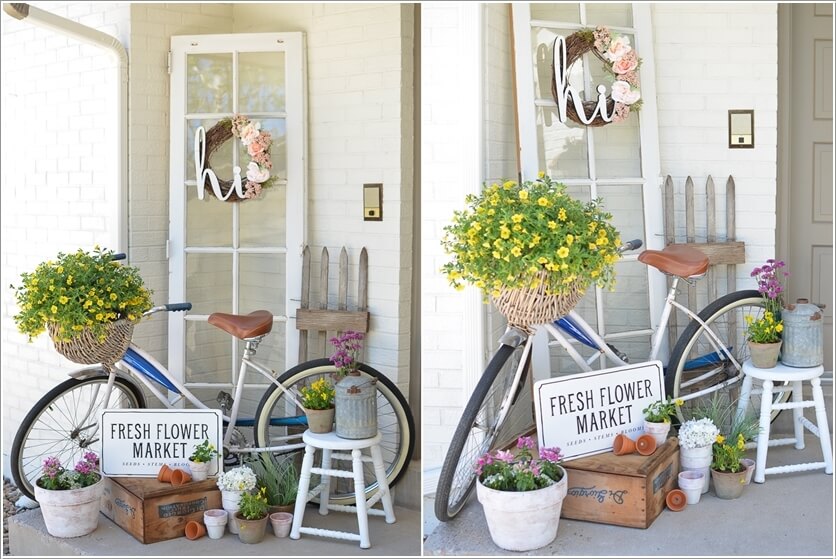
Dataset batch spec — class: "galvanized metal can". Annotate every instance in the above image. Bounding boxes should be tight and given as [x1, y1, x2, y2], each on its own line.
[781, 298, 824, 367]
[335, 372, 378, 439]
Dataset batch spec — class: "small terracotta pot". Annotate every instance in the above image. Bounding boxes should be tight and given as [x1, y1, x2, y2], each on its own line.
[171, 469, 192, 485]
[636, 434, 658, 456]
[185, 520, 206, 540]
[613, 433, 637, 455]
[666, 489, 687, 511]
[157, 464, 173, 483]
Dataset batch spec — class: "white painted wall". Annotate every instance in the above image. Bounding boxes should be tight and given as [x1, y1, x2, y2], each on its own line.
[421, 2, 780, 484]
[1, 3, 415, 468]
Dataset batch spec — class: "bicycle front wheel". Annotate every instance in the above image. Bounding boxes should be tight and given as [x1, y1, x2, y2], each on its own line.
[253, 358, 415, 506]
[11, 371, 146, 500]
[434, 342, 532, 522]
[667, 290, 790, 425]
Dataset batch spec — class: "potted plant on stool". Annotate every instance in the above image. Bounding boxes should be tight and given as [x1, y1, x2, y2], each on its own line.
[745, 259, 788, 368]
[188, 439, 218, 481]
[642, 396, 682, 445]
[234, 487, 270, 544]
[34, 452, 105, 538]
[298, 377, 336, 434]
[475, 436, 567, 552]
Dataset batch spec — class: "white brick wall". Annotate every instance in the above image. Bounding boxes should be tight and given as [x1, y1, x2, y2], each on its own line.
[421, 3, 779, 481]
[2, 3, 415, 466]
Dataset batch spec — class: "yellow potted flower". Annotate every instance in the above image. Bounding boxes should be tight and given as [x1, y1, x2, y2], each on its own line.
[298, 377, 336, 434]
[442, 174, 621, 327]
[11, 246, 153, 365]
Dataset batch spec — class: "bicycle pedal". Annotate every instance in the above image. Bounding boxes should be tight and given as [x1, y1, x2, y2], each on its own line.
[216, 391, 234, 413]
[223, 454, 240, 467]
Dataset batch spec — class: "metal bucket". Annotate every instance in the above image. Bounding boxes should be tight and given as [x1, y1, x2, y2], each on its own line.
[335, 373, 378, 439]
[781, 299, 824, 367]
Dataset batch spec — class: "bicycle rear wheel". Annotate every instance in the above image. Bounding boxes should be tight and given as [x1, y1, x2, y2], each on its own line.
[253, 358, 415, 506]
[434, 341, 532, 522]
[667, 290, 791, 426]
[11, 371, 146, 500]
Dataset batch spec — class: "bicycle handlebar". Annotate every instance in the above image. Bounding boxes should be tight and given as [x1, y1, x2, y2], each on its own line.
[618, 239, 643, 253]
[112, 253, 127, 261]
[142, 303, 192, 317]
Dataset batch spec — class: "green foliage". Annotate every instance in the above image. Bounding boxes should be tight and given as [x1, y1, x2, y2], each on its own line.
[238, 487, 269, 520]
[189, 440, 218, 463]
[745, 311, 783, 344]
[712, 433, 747, 473]
[441, 174, 621, 298]
[11, 246, 152, 342]
[246, 453, 298, 507]
[643, 396, 683, 423]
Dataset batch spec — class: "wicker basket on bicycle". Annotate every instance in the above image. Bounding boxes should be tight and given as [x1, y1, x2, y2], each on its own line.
[492, 271, 587, 332]
[47, 319, 134, 366]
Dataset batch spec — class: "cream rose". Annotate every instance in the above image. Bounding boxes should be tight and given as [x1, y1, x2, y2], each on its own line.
[604, 35, 632, 62]
[611, 81, 640, 105]
[246, 161, 270, 183]
[239, 122, 261, 146]
[612, 54, 638, 75]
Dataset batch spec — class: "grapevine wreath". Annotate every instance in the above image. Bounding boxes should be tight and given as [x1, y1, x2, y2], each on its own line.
[199, 115, 276, 202]
[552, 26, 642, 127]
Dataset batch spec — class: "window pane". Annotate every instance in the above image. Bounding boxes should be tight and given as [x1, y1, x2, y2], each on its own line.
[185, 320, 232, 385]
[603, 259, 650, 335]
[235, 323, 286, 385]
[538, 106, 589, 179]
[187, 190, 231, 247]
[240, 183, 287, 247]
[597, 184, 645, 244]
[530, 4, 580, 24]
[585, 4, 633, 29]
[186, 253, 232, 314]
[531, 27, 582, 102]
[239, 51, 286, 113]
[187, 118, 234, 182]
[238, 253, 286, 316]
[187, 54, 232, 114]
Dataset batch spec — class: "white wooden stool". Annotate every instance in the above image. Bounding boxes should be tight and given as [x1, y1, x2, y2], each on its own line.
[735, 359, 833, 483]
[289, 430, 396, 549]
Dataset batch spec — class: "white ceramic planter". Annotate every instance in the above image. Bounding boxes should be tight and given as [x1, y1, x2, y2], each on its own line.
[739, 458, 756, 485]
[221, 490, 243, 534]
[270, 512, 293, 538]
[679, 444, 713, 494]
[476, 467, 568, 552]
[34, 477, 105, 538]
[677, 470, 704, 505]
[188, 460, 210, 481]
[643, 420, 671, 446]
[204, 508, 228, 540]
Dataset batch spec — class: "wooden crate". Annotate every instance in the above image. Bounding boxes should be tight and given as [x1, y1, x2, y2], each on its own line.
[100, 477, 221, 544]
[561, 439, 680, 529]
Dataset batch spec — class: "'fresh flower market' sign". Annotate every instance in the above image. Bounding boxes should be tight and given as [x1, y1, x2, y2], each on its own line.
[99, 409, 222, 477]
[533, 361, 665, 461]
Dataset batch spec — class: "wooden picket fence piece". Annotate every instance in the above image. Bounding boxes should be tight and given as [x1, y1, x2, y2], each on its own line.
[662, 175, 745, 349]
[297, 246, 369, 362]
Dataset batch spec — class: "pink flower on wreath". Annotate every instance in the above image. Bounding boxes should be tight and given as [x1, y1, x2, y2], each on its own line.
[239, 121, 261, 146]
[593, 26, 611, 48]
[621, 70, 640, 88]
[611, 80, 640, 105]
[243, 180, 263, 199]
[603, 35, 632, 63]
[612, 50, 639, 75]
[612, 102, 631, 124]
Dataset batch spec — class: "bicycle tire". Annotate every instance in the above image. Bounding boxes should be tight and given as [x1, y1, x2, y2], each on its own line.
[253, 358, 415, 506]
[667, 290, 791, 425]
[11, 372, 146, 500]
[434, 342, 532, 522]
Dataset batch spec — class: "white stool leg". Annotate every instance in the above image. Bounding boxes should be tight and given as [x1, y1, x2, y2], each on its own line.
[290, 443, 317, 540]
[736, 372, 754, 423]
[370, 443, 396, 524]
[792, 380, 805, 450]
[319, 448, 332, 515]
[352, 448, 371, 549]
[754, 379, 774, 483]
[811, 377, 834, 475]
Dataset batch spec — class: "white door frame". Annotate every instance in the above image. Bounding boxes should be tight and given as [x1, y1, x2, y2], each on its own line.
[168, 32, 307, 390]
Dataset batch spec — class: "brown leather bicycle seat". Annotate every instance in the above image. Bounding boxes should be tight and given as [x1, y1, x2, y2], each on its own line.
[208, 310, 274, 339]
[638, 244, 709, 278]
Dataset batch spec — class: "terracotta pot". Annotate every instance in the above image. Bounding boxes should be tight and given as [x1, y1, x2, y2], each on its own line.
[740, 458, 756, 485]
[612, 433, 637, 455]
[269, 512, 293, 538]
[171, 469, 192, 485]
[476, 467, 568, 552]
[748, 340, 782, 369]
[34, 477, 105, 538]
[636, 434, 658, 456]
[665, 489, 687, 511]
[268, 502, 296, 515]
[711, 468, 747, 499]
[234, 512, 269, 544]
[157, 464, 173, 483]
[304, 407, 335, 434]
[185, 520, 206, 540]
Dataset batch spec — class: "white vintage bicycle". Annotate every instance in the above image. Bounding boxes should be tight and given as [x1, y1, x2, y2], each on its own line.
[435, 240, 786, 521]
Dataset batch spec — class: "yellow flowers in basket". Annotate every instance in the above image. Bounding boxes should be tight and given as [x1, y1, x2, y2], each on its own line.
[441, 174, 622, 299]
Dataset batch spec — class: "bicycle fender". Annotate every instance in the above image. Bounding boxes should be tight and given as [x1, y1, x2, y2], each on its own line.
[68, 365, 132, 382]
[498, 327, 528, 348]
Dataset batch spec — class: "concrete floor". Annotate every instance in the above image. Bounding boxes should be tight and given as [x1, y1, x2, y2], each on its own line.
[9, 501, 421, 556]
[424, 438, 834, 556]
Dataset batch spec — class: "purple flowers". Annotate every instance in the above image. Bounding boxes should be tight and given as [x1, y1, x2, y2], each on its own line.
[751, 259, 789, 315]
[475, 436, 564, 492]
[37, 452, 100, 491]
[329, 330, 365, 377]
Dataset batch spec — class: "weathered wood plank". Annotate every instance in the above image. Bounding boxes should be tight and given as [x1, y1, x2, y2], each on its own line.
[338, 247, 348, 311]
[706, 176, 717, 303]
[726, 176, 738, 346]
[674, 242, 746, 265]
[663, 176, 678, 348]
[317, 247, 330, 358]
[685, 176, 696, 322]
[296, 309, 370, 333]
[358, 248, 368, 311]
[298, 246, 311, 362]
